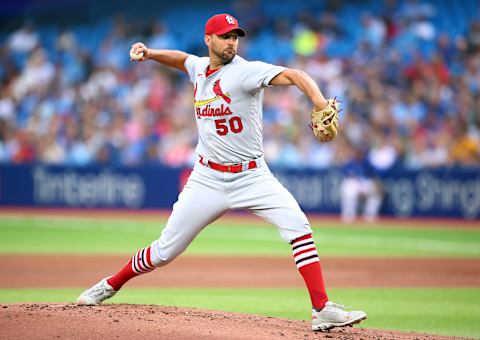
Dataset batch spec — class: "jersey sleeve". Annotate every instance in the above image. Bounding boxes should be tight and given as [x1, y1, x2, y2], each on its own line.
[184, 54, 201, 83]
[241, 61, 286, 93]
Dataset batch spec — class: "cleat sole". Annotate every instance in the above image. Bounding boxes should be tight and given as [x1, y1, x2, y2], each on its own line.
[312, 315, 367, 332]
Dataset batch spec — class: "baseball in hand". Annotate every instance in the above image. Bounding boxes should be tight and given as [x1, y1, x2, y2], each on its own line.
[130, 50, 144, 60]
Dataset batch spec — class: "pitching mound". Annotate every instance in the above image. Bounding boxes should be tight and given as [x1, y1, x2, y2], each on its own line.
[1, 304, 459, 340]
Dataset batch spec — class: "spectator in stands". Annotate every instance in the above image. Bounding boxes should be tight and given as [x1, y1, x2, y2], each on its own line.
[148, 21, 177, 50]
[7, 21, 39, 54]
[449, 122, 480, 166]
[367, 129, 398, 173]
[360, 12, 387, 48]
[466, 20, 480, 53]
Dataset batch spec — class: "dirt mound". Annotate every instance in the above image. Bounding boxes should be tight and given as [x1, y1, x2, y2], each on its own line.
[0, 303, 463, 340]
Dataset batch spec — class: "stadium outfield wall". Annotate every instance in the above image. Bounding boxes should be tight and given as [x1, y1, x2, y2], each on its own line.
[0, 164, 479, 220]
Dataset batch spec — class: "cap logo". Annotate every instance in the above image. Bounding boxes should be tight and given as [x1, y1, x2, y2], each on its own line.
[225, 15, 235, 25]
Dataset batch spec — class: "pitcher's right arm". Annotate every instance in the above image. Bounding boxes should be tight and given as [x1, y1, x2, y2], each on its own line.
[130, 42, 189, 73]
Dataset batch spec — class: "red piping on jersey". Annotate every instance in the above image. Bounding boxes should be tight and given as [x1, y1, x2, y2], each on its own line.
[205, 66, 221, 77]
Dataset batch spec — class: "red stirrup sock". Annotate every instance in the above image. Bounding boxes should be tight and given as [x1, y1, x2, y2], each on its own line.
[106, 246, 155, 290]
[291, 234, 329, 310]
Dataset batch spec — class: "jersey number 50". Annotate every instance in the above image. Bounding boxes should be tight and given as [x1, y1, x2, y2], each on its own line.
[215, 117, 244, 135]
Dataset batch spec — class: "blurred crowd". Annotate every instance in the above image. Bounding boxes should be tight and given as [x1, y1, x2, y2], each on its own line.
[0, 0, 479, 171]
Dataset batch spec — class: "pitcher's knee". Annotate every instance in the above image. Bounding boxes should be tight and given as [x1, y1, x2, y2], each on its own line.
[149, 239, 184, 267]
[280, 222, 312, 243]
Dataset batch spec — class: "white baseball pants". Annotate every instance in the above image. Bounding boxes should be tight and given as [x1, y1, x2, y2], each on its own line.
[150, 158, 312, 266]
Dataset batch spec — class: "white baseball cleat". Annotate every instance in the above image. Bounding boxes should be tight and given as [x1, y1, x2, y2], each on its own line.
[76, 278, 117, 306]
[311, 301, 367, 331]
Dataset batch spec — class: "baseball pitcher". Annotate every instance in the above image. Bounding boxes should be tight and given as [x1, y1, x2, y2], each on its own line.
[77, 13, 366, 332]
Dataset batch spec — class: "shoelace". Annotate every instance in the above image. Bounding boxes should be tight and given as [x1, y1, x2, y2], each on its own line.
[328, 302, 349, 310]
[88, 283, 110, 298]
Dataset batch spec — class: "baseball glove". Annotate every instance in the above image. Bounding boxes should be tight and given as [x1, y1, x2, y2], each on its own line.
[309, 98, 340, 143]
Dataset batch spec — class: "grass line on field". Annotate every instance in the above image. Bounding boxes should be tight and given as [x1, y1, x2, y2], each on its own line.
[4, 218, 478, 254]
[1, 216, 480, 257]
[318, 234, 480, 255]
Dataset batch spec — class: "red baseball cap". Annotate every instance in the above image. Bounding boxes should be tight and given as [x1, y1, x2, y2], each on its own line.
[205, 13, 246, 37]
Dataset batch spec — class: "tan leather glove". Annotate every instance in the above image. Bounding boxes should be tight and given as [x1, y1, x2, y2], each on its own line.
[309, 98, 340, 143]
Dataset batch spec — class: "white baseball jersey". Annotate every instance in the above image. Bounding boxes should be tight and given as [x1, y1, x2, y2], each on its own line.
[149, 54, 312, 267]
[184, 55, 286, 163]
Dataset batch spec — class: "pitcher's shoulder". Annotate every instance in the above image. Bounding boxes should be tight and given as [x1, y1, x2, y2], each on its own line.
[186, 55, 210, 67]
[231, 55, 248, 65]
[232, 56, 274, 68]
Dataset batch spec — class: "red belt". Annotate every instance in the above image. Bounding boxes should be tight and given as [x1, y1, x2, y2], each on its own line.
[199, 157, 257, 173]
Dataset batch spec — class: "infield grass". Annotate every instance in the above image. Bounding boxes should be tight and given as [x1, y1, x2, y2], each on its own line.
[1, 213, 480, 338]
[1, 215, 479, 257]
[0, 287, 479, 338]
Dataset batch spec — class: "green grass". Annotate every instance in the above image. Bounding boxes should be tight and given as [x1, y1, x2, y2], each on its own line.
[1, 214, 479, 338]
[0, 215, 479, 257]
[1, 287, 478, 338]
